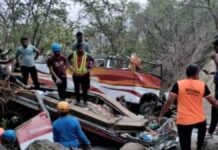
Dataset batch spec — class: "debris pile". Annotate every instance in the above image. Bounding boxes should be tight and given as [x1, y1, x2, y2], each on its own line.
[120, 117, 178, 150]
[0, 81, 179, 150]
[142, 117, 178, 150]
[0, 81, 16, 116]
[0, 81, 15, 102]
[88, 102, 114, 118]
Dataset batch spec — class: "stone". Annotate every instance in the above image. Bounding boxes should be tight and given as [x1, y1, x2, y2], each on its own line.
[25, 140, 66, 150]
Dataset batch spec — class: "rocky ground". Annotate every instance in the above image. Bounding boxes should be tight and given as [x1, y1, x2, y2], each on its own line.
[204, 137, 218, 150]
[191, 131, 218, 150]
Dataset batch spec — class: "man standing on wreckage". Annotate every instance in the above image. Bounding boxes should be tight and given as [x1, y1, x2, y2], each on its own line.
[158, 64, 218, 150]
[47, 43, 68, 101]
[68, 43, 94, 107]
[16, 37, 40, 89]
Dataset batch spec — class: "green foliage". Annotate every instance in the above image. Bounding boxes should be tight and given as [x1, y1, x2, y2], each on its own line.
[0, 0, 73, 52]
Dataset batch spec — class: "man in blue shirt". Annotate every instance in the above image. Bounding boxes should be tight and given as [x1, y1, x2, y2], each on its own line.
[53, 101, 91, 149]
[16, 37, 40, 89]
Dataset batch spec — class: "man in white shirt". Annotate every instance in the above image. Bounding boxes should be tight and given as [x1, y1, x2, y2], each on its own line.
[16, 37, 40, 89]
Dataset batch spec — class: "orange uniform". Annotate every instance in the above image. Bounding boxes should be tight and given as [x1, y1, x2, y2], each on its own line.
[171, 79, 210, 125]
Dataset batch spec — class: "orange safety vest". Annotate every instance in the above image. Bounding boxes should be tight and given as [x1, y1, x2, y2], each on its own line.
[176, 79, 206, 125]
[72, 51, 88, 75]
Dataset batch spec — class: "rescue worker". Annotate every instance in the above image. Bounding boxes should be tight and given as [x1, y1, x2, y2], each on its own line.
[1, 129, 17, 149]
[0, 128, 4, 144]
[16, 37, 40, 89]
[72, 31, 91, 53]
[203, 36, 218, 138]
[53, 101, 91, 149]
[158, 64, 218, 150]
[47, 43, 68, 101]
[68, 43, 94, 107]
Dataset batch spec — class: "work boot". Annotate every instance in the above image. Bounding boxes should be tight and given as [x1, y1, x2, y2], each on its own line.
[83, 101, 88, 107]
[75, 101, 81, 106]
[205, 133, 213, 140]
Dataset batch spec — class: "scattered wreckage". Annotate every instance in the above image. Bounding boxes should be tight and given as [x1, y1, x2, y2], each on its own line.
[1, 85, 178, 150]
[0, 50, 178, 149]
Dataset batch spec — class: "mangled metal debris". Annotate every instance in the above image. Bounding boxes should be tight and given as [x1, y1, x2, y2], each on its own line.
[0, 82, 179, 149]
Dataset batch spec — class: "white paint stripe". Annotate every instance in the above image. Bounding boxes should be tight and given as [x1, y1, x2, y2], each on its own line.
[36, 64, 160, 104]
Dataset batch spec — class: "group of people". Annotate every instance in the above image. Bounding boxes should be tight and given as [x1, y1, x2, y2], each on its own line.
[13, 31, 93, 149]
[159, 36, 218, 150]
[15, 31, 94, 107]
[47, 31, 94, 106]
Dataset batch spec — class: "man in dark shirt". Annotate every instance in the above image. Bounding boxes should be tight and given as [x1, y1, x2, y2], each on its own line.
[72, 31, 91, 53]
[47, 43, 68, 101]
[159, 64, 218, 150]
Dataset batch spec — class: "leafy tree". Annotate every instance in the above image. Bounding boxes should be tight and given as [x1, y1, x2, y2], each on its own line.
[75, 0, 128, 55]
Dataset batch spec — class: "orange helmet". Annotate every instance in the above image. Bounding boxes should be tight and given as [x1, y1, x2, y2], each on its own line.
[0, 128, 4, 137]
[57, 101, 70, 113]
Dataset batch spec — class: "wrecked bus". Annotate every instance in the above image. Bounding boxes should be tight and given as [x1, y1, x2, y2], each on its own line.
[33, 55, 164, 115]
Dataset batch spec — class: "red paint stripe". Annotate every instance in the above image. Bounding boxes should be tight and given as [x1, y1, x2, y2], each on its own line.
[94, 74, 134, 81]
[90, 87, 104, 94]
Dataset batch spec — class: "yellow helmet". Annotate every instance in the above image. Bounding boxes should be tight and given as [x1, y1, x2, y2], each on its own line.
[57, 101, 70, 113]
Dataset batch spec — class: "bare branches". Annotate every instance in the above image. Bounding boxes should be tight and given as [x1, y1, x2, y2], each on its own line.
[76, 0, 128, 55]
[205, 0, 218, 30]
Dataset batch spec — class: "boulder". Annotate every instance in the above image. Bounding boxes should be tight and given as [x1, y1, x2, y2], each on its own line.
[25, 140, 66, 150]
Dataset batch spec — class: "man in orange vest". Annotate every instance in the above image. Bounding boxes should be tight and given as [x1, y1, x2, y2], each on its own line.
[68, 44, 94, 107]
[158, 64, 218, 150]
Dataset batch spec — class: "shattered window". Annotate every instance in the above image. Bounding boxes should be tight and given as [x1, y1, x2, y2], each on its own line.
[95, 58, 106, 67]
[108, 58, 130, 69]
[138, 62, 162, 78]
